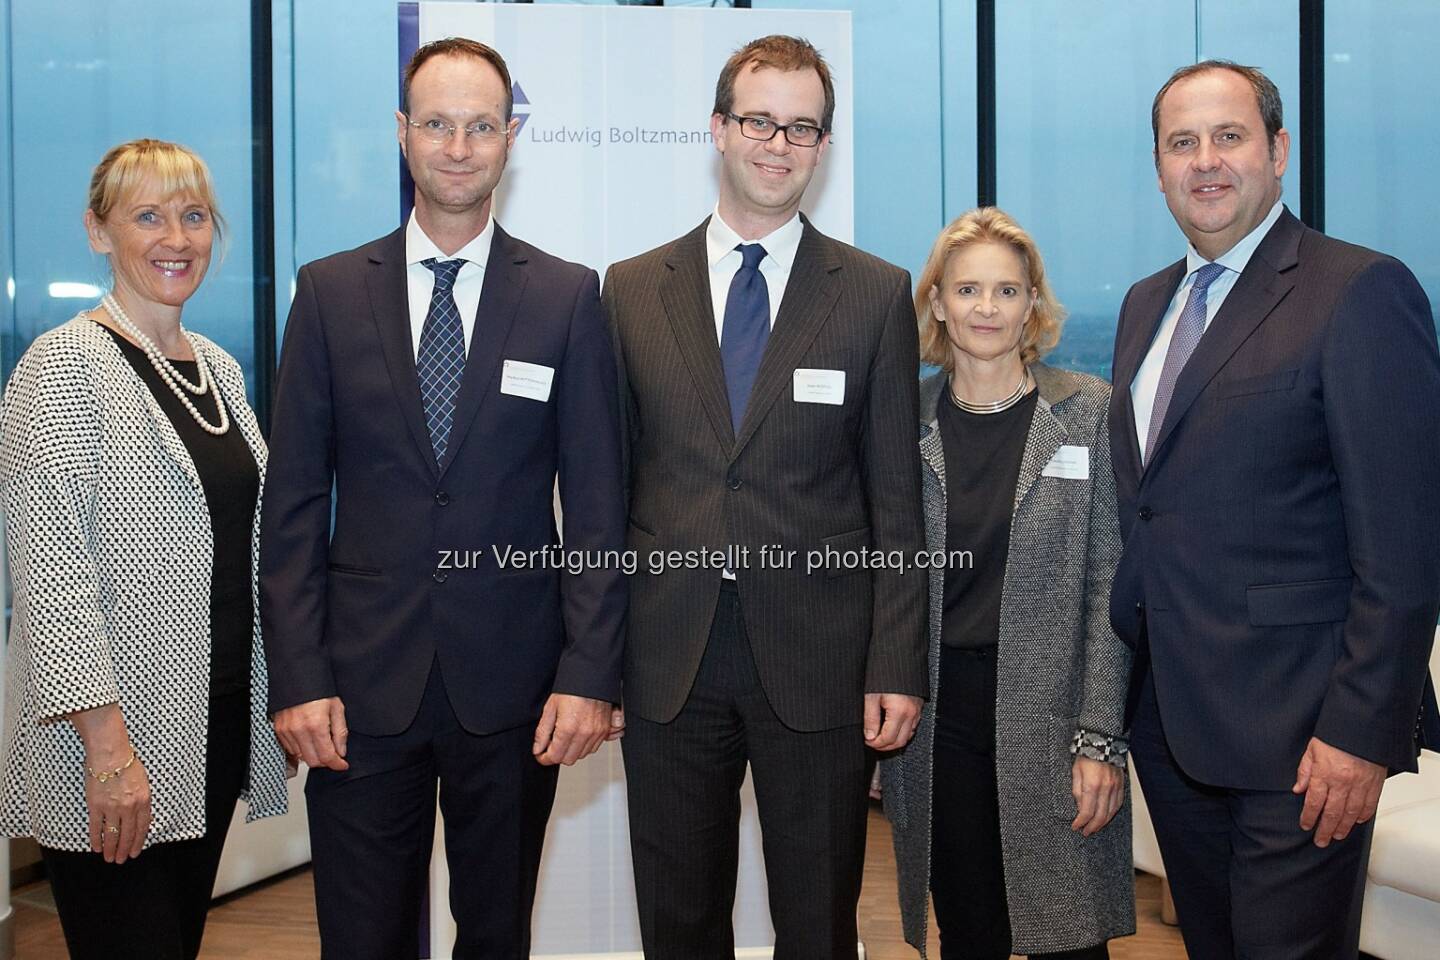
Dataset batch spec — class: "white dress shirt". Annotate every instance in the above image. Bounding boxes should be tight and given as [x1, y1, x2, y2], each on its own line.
[706, 207, 804, 342]
[1131, 200, 1285, 458]
[404, 210, 496, 361]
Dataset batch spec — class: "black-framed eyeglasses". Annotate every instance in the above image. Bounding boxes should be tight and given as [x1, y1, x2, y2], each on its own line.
[405, 115, 506, 144]
[725, 113, 826, 148]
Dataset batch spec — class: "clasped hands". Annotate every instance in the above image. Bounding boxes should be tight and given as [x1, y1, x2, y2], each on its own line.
[273, 693, 625, 772]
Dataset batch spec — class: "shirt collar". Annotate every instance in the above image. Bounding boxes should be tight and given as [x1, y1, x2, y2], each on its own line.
[1183, 199, 1284, 281]
[405, 209, 496, 271]
[705, 206, 804, 273]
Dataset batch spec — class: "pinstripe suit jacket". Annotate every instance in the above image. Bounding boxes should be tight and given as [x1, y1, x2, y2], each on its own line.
[602, 217, 926, 731]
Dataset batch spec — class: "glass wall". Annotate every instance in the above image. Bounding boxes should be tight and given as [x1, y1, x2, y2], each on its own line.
[0, 0, 258, 395]
[4, 1, 1435, 395]
[1326, 0, 1440, 328]
[995, 1, 1299, 379]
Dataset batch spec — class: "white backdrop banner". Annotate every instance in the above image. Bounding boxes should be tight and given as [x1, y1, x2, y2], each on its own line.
[400, 3, 854, 957]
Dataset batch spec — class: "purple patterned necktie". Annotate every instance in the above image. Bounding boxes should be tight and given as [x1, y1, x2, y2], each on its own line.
[418, 258, 466, 466]
[1144, 262, 1227, 465]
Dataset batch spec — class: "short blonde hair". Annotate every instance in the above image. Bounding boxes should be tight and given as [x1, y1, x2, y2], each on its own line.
[87, 139, 226, 246]
[915, 207, 1064, 371]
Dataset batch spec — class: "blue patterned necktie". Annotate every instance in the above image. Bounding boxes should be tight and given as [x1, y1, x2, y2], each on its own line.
[720, 243, 770, 431]
[418, 258, 466, 466]
[1144, 261, 1226, 465]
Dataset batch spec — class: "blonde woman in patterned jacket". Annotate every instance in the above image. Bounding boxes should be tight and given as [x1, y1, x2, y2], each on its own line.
[0, 139, 288, 960]
[880, 208, 1134, 959]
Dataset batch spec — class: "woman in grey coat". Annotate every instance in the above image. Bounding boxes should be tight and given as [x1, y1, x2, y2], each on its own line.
[880, 207, 1134, 958]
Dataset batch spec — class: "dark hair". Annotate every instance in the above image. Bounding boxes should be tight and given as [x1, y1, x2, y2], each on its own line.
[712, 35, 835, 132]
[1151, 59, 1283, 158]
[403, 37, 513, 120]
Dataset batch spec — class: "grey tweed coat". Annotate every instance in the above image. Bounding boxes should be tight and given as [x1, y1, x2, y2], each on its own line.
[879, 363, 1134, 956]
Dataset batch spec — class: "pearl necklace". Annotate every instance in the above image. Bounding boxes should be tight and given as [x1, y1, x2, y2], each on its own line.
[101, 294, 230, 436]
[949, 368, 1032, 415]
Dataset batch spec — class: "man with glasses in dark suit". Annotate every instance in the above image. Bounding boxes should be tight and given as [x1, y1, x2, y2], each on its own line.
[603, 34, 927, 959]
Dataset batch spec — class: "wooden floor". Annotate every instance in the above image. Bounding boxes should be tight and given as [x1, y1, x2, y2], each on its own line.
[12, 808, 1187, 958]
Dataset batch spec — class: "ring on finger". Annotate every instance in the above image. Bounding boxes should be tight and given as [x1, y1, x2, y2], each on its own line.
[106, 824, 120, 834]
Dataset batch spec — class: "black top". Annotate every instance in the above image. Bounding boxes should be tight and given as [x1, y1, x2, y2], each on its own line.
[99, 323, 257, 696]
[938, 382, 1037, 650]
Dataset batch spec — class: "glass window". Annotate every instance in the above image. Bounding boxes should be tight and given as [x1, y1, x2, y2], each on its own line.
[1325, 0, 1440, 330]
[995, 1, 1196, 380]
[1, 1, 259, 396]
[996, 1, 1298, 380]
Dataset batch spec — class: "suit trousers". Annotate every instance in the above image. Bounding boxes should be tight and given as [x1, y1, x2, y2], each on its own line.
[622, 581, 872, 960]
[43, 689, 250, 960]
[1130, 666, 1372, 960]
[931, 646, 1109, 960]
[305, 660, 558, 960]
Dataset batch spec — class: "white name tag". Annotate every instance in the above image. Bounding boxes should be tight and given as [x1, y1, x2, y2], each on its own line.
[500, 360, 555, 402]
[792, 368, 846, 405]
[1042, 444, 1090, 480]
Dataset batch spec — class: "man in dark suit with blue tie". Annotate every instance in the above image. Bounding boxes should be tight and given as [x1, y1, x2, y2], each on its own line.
[1109, 60, 1440, 959]
[260, 38, 626, 959]
[603, 36, 926, 959]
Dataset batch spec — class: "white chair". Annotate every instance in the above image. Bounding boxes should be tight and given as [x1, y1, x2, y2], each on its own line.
[212, 767, 310, 898]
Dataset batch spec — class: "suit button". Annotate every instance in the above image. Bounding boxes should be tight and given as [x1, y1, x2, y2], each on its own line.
[435, 491, 450, 506]
[727, 477, 743, 491]
[1135, 601, 1145, 615]
[432, 569, 448, 584]
[1138, 507, 1153, 521]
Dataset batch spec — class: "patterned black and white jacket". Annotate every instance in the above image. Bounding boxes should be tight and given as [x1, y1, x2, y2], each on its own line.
[0, 316, 288, 851]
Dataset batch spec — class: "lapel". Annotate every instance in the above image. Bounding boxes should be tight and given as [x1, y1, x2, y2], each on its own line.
[1012, 363, 1074, 514]
[917, 372, 946, 489]
[731, 218, 842, 460]
[1146, 210, 1301, 470]
[89, 322, 202, 495]
[129, 362, 204, 496]
[365, 228, 438, 477]
[659, 219, 736, 452]
[440, 224, 528, 479]
[1112, 261, 1185, 483]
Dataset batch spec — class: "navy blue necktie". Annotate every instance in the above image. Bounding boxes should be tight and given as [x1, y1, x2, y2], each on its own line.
[720, 243, 770, 431]
[417, 258, 466, 466]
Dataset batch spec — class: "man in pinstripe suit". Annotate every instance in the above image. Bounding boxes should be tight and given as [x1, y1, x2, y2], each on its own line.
[602, 36, 927, 959]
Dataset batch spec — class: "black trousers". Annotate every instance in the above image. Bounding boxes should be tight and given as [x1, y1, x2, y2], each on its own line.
[931, 646, 1108, 960]
[1129, 667, 1372, 960]
[304, 659, 558, 960]
[623, 582, 872, 960]
[43, 689, 251, 960]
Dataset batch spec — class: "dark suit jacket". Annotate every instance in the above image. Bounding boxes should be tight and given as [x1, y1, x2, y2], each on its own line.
[1108, 208, 1440, 789]
[602, 217, 927, 732]
[260, 225, 626, 736]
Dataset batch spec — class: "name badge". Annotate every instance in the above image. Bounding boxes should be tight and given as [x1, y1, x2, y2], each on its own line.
[792, 368, 846, 405]
[1042, 444, 1090, 480]
[500, 360, 555, 402]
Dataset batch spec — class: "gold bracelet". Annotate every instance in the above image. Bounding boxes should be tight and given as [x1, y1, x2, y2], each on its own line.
[85, 748, 137, 784]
